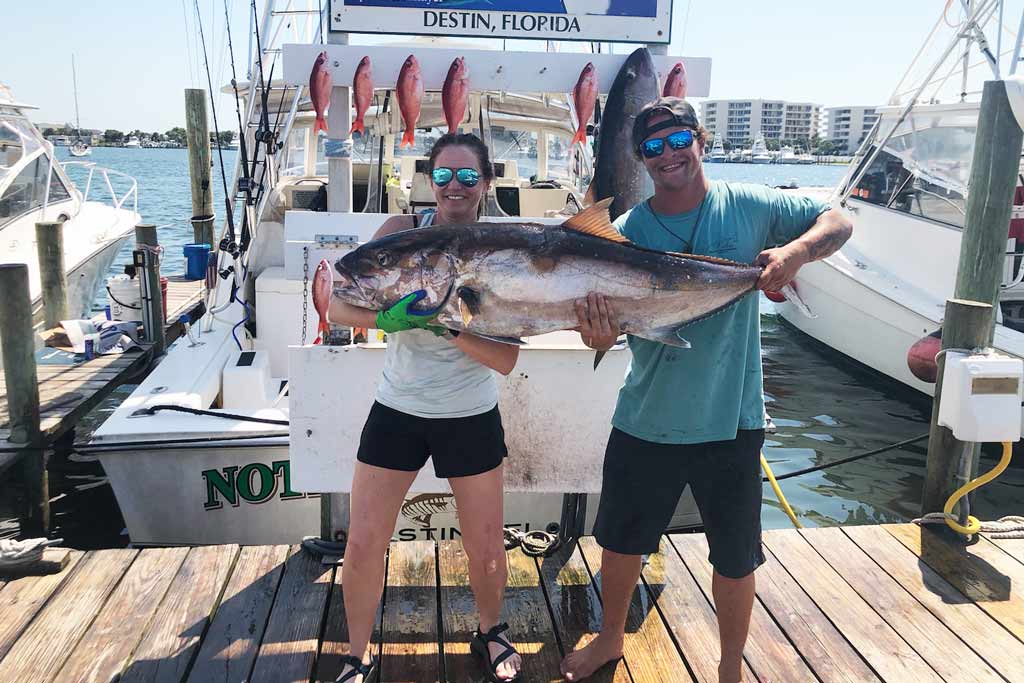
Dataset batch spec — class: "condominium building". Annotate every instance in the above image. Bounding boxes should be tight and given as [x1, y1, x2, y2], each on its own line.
[824, 106, 880, 153]
[699, 99, 821, 144]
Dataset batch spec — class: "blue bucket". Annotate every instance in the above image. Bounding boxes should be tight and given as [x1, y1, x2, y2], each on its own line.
[183, 243, 211, 281]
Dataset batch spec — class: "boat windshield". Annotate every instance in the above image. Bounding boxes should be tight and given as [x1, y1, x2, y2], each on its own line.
[850, 107, 977, 228]
[0, 112, 71, 227]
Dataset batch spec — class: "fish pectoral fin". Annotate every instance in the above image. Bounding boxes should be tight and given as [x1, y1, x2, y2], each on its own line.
[457, 286, 482, 325]
[561, 197, 629, 244]
[473, 333, 526, 346]
[635, 325, 692, 349]
[459, 299, 474, 326]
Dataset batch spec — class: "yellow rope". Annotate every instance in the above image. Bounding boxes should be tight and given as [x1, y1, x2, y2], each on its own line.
[942, 442, 1014, 536]
[761, 451, 803, 529]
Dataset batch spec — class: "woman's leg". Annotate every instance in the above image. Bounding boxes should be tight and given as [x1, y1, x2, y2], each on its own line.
[449, 463, 521, 681]
[340, 462, 418, 681]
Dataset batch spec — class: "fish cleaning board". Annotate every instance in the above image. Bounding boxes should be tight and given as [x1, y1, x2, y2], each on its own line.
[283, 44, 709, 97]
[288, 343, 630, 493]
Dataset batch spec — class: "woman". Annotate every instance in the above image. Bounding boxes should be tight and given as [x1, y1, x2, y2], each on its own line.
[328, 133, 522, 683]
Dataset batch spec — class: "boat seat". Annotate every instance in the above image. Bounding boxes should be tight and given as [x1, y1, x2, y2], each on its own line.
[408, 171, 436, 213]
[518, 187, 575, 218]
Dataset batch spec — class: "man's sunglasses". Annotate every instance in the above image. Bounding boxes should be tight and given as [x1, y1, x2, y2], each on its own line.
[639, 129, 695, 159]
[431, 167, 481, 188]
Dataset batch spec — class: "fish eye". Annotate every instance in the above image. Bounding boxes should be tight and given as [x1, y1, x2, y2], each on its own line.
[376, 251, 392, 267]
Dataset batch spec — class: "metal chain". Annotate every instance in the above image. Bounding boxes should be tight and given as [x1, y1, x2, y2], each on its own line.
[302, 245, 309, 345]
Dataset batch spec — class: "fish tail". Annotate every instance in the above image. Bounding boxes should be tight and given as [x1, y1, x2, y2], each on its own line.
[571, 127, 586, 146]
[349, 119, 365, 137]
[401, 127, 415, 148]
[314, 115, 328, 134]
[314, 320, 329, 344]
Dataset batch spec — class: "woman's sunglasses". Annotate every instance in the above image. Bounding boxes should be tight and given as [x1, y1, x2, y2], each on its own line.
[639, 129, 695, 159]
[431, 167, 481, 188]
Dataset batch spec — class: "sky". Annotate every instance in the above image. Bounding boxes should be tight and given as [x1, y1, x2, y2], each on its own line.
[2, 1, 1021, 132]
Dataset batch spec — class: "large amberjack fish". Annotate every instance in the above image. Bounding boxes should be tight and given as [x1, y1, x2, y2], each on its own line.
[309, 51, 332, 134]
[397, 54, 423, 148]
[442, 57, 470, 134]
[350, 56, 373, 137]
[589, 47, 659, 221]
[571, 62, 598, 147]
[331, 199, 761, 350]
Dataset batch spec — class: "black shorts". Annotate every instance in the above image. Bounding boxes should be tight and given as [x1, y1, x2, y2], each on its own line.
[593, 427, 766, 579]
[356, 401, 508, 478]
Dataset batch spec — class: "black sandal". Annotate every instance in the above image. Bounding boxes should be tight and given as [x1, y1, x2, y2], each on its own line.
[471, 622, 521, 682]
[335, 654, 378, 682]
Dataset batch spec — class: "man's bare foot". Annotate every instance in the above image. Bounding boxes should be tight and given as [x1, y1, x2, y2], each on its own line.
[560, 634, 623, 681]
[489, 639, 521, 681]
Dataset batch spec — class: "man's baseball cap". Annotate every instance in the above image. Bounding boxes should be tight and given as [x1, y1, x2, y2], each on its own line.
[632, 97, 702, 153]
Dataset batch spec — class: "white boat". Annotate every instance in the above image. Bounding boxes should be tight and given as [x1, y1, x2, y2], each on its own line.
[68, 55, 91, 158]
[90, 4, 707, 546]
[777, 1, 1024, 396]
[0, 83, 139, 325]
[750, 134, 774, 164]
[123, 136, 141, 148]
[706, 136, 728, 163]
[777, 146, 799, 164]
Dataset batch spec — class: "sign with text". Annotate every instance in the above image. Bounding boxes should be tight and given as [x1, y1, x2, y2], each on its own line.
[331, 0, 672, 44]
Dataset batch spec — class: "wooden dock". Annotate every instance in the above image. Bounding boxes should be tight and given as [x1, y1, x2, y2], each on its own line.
[0, 523, 1021, 682]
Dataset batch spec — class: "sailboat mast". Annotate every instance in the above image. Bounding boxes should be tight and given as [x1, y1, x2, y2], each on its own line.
[72, 54, 82, 137]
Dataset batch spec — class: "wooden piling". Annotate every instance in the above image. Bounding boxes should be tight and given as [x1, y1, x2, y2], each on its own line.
[184, 89, 215, 248]
[134, 224, 165, 356]
[921, 79, 1024, 518]
[35, 222, 67, 330]
[0, 264, 46, 534]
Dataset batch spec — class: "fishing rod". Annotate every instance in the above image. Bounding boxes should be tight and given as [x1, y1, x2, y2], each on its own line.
[224, 0, 255, 217]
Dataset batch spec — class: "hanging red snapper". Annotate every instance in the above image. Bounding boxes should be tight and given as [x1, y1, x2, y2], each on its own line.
[662, 61, 687, 98]
[442, 57, 470, 134]
[312, 258, 332, 344]
[309, 51, 332, 134]
[397, 55, 423, 148]
[350, 56, 373, 137]
[571, 62, 598, 147]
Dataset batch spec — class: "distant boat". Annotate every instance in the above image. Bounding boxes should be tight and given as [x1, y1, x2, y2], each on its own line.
[124, 136, 141, 148]
[706, 136, 728, 163]
[68, 55, 91, 157]
[750, 134, 773, 164]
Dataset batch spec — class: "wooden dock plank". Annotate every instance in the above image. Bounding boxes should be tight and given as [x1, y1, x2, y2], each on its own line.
[638, 537, 753, 683]
[503, 545, 567, 682]
[669, 533, 816, 683]
[0, 549, 136, 682]
[249, 545, 334, 683]
[755, 544, 881, 683]
[984, 536, 1024, 568]
[120, 544, 238, 683]
[844, 525, 1024, 683]
[314, 553, 383, 683]
[0, 550, 84, 663]
[187, 544, 290, 683]
[536, 546, 632, 683]
[763, 529, 945, 682]
[578, 537, 693, 683]
[380, 540, 440, 682]
[438, 540, 491, 682]
[52, 547, 189, 683]
[802, 526, 1003, 682]
[886, 523, 1024, 643]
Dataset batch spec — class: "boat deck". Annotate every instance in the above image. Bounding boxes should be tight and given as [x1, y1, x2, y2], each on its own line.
[0, 523, 1022, 682]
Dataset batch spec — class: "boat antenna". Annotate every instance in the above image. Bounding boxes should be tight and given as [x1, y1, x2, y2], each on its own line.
[193, 0, 238, 249]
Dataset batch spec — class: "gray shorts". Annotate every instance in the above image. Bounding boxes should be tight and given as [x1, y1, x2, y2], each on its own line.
[592, 427, 766, 579]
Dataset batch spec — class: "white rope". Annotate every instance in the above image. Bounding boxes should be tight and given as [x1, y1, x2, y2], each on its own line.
[0, 538, 64, 569]
[914, 514, 1024, 538]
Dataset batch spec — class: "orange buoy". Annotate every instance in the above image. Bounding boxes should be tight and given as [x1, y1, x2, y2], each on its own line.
[907, 329, 942, 383]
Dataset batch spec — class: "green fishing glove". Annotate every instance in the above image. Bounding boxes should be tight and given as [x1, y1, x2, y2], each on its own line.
[375, 290, 442, 333]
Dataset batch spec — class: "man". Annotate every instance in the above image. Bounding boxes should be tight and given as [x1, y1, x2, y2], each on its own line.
[562, 98, 852, 683]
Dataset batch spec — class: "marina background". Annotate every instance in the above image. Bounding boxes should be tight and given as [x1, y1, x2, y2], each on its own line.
[3, 146, 1019, 549]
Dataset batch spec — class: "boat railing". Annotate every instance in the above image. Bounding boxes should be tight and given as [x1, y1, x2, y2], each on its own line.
[59, 161, 138, 214]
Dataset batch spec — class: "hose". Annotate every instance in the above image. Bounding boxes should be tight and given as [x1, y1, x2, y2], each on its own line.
[761, 452, 803, 529]
[940, 441, 1014, 535]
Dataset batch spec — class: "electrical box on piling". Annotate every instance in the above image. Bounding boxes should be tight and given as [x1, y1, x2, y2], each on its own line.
[937, 350, 1023, 442]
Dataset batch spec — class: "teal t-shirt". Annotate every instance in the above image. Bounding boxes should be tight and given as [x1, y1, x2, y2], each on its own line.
[611, 181, 829, 445]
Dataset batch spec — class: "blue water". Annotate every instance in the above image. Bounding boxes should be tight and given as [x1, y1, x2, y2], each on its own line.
[27, 147, 1022, 547]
